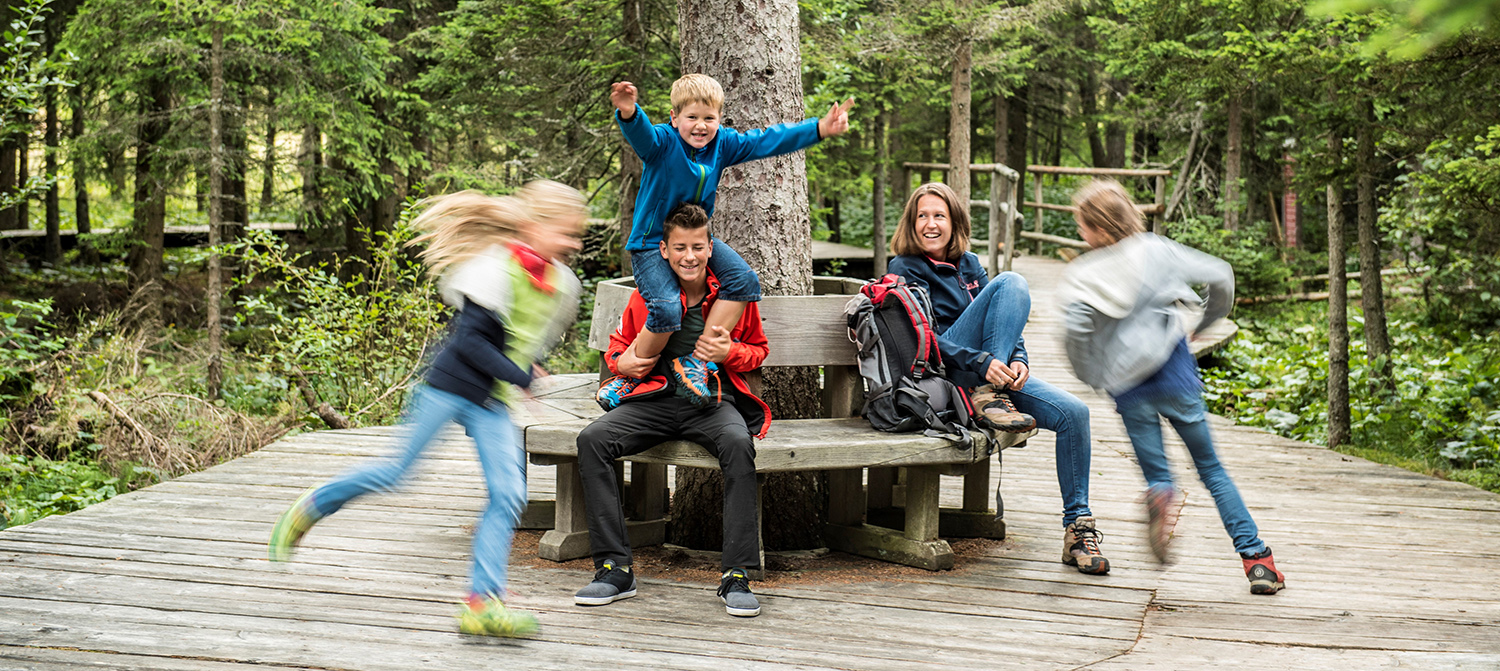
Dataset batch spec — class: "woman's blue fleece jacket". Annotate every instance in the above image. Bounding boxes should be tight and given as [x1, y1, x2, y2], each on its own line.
[616, 103, 822, 252]
[887, 252, 1029, 379]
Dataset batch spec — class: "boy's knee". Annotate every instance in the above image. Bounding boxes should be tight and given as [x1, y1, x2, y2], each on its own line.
[644, 300, 683, 333]
[716, 434, 757, 477]
[577, 423, 615, 460]
[720, 268, 762, 302]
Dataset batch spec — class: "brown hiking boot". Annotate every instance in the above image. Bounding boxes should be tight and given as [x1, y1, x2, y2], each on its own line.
[1063, 517, 1111, 575]
[1242, 548, 1286, 595]
[970, 384, 1036, 433]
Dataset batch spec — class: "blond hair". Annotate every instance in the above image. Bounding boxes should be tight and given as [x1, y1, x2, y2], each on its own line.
[892, 182, 971, 261]
[670, 73, 724, 113]
[1072, 179, 1143, 246]
[407, 180, 586, 276]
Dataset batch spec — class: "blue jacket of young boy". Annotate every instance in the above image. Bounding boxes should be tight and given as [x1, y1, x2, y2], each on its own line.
[616, 103, 822, 252]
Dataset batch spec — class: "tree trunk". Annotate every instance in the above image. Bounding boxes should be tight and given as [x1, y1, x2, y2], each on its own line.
[44, 78, 61, 264]
[873, 107, 887, 276]
[947, 37, 972, 207]
[1326, 127, 1350, 449]
[260, 93, 276, 214]
[1103, 78, 1127, 169]
[1224, 89, 1244, 230]
[207, 26, 225, 398]
[1356, 99, 1390, 379]
[0, 135, 15, 230]
[71, 87, 90, 237]
[127, 78, 171, 322]
[299, 124, 321, 225]
[618, 0, 644, 273]
[225, 95, 248, 243]
[17, 128, 29, 230]
[677, 0, 822, 553]
[1080, 69, 1106, 169]
[1005, 84, 1029, 209]
[828, 196, 841, 243]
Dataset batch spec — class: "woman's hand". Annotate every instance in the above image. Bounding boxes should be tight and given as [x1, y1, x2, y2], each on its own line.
[1007, 361, 1029, 391]
[693, 325, 732, 364]
[985, 359, 1016, 388]
[611, 81, 638, 118]
[616, 343, 657, 378]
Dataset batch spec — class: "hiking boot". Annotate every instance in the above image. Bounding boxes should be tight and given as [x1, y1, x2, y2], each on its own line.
[1143, 485, 1181, 564]
[574, 561, 637, 606]
[970, 385, 1036, 433]
[595, 375, 641, 411]
[717, 568, 760, 617]
[670, 355, 718, 408]
[1242, 548, 1286, 595]
[268, 488, 321, 563]
[1062, 517, 1111, 575]
[457, 596, 541, 638]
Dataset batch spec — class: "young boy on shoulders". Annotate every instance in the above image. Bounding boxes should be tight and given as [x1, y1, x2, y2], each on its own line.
[604, 74, 850, 408]
[575, 203, 772, 617]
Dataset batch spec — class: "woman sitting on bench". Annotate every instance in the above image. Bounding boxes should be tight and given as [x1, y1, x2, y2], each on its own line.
[886, 182, 1111, 576]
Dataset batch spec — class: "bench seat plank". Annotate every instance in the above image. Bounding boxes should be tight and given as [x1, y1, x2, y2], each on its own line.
[526, 418, 1008, 471]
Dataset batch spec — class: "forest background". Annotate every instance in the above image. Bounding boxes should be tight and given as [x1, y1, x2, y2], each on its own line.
[1, 0, 1498, 531]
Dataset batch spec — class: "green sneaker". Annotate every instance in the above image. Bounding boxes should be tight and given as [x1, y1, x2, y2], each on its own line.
[268, 488, 321, 563]
[457, 597, 541, 638]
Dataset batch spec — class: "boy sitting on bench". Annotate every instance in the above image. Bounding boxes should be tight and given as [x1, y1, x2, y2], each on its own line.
[574, 203, 772, 617]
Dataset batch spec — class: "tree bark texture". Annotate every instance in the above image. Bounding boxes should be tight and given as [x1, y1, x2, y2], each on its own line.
[619, 0, 643, 272]
[300, 125, 321, 225]
[1326, 131, 1351, 449]
[44, 79, 61, 264]
[207, 26, 225, 398]
[260, 94, 276, 214]
[127, 78, 171, 318]
[71, 87, 90, 236]
[17, 128, 28, 229]
[676, 0, 823, 552]
[0, 135, 16, 230]
[947, 38, 972, 206]
[1356, 99, 1390, 377]
[1103, 78, 1127, 169]
[1005, 84, 1029, 207]
[1224, 89, 1244, 230]
[873, 108, 887, 276]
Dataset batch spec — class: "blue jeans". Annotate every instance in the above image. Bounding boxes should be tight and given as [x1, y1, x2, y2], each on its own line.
[309, 385, 527, 597]
[631, 237, 760, 333]
[1116, 391, 1267, 556]
[943, 272, 1093, 527]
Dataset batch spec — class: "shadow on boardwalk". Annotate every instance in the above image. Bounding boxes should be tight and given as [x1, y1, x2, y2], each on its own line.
[3, 257, 1498, 670]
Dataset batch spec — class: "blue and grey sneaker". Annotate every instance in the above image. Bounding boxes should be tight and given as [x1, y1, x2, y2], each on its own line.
[595, 375, 641, 411]
[717, 568, 760, 617]
[670, 355, 718, 408]
[574, 561, 637, 606]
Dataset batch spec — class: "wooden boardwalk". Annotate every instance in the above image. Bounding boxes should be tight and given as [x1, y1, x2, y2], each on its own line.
[3, 256, 1498, 670]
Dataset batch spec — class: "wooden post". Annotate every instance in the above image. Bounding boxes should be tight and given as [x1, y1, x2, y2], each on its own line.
[1003, 170, 1018, 272]
[986, 169, 1000, 277]
[1032, 173, 1044, 255]
[1153, 175, 1166, 236]
[903, 467, 941, 542]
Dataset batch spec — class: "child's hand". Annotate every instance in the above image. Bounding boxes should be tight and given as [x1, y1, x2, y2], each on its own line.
[611, 81, 638, 118]
[818, 97, 855, 138]
[693, 325, 733, 364]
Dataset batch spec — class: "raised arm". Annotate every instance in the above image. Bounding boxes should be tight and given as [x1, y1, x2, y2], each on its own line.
[612, 81, 671, 164]
[1164, 239, 1235, 332]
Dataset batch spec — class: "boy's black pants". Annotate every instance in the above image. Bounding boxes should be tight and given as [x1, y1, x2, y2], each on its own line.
[576, 395, 759, 571]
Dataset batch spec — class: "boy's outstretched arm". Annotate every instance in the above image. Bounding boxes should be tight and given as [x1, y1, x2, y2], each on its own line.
[723, 97, 855, 166]
[612, 80, 669, 163]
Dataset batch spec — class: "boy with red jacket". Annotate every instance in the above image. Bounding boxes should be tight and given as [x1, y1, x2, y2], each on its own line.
[575, 204, 771, 617]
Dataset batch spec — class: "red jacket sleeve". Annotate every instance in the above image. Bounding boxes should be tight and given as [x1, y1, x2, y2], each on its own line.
[605, 291, 648, 376]
[722, 300, 769, 373]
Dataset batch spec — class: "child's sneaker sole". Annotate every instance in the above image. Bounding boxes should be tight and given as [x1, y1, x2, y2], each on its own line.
[574, 588, 637, 606]
[722, 597, 761, 617]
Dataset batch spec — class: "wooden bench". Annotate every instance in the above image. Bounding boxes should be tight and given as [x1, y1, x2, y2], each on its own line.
[521, 276, 1035, 572]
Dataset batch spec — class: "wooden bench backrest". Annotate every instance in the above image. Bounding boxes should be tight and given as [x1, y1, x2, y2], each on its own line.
[586, 276, 866, 367]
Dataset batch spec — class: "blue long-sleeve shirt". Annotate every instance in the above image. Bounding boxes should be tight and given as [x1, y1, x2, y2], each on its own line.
[887, 253, 1029, 379]
[616, 104, 822, 251]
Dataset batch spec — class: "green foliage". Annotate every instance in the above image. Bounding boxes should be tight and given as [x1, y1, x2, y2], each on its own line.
[1313, 0, 1500, 57]
[0, 300, 66, 409]
[1170, 216, 1321, 297]
[1204, 302, 1500, 490]
[235, 208, 447, 426]
[0, 453, 153, 529]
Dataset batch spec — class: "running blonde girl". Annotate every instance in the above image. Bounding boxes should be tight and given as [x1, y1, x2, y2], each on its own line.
[269, 181, 586, 636]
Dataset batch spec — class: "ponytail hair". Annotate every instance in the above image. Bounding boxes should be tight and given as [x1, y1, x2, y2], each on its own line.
[406, 191, 527, 277]
[405, 180, 584, 277]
